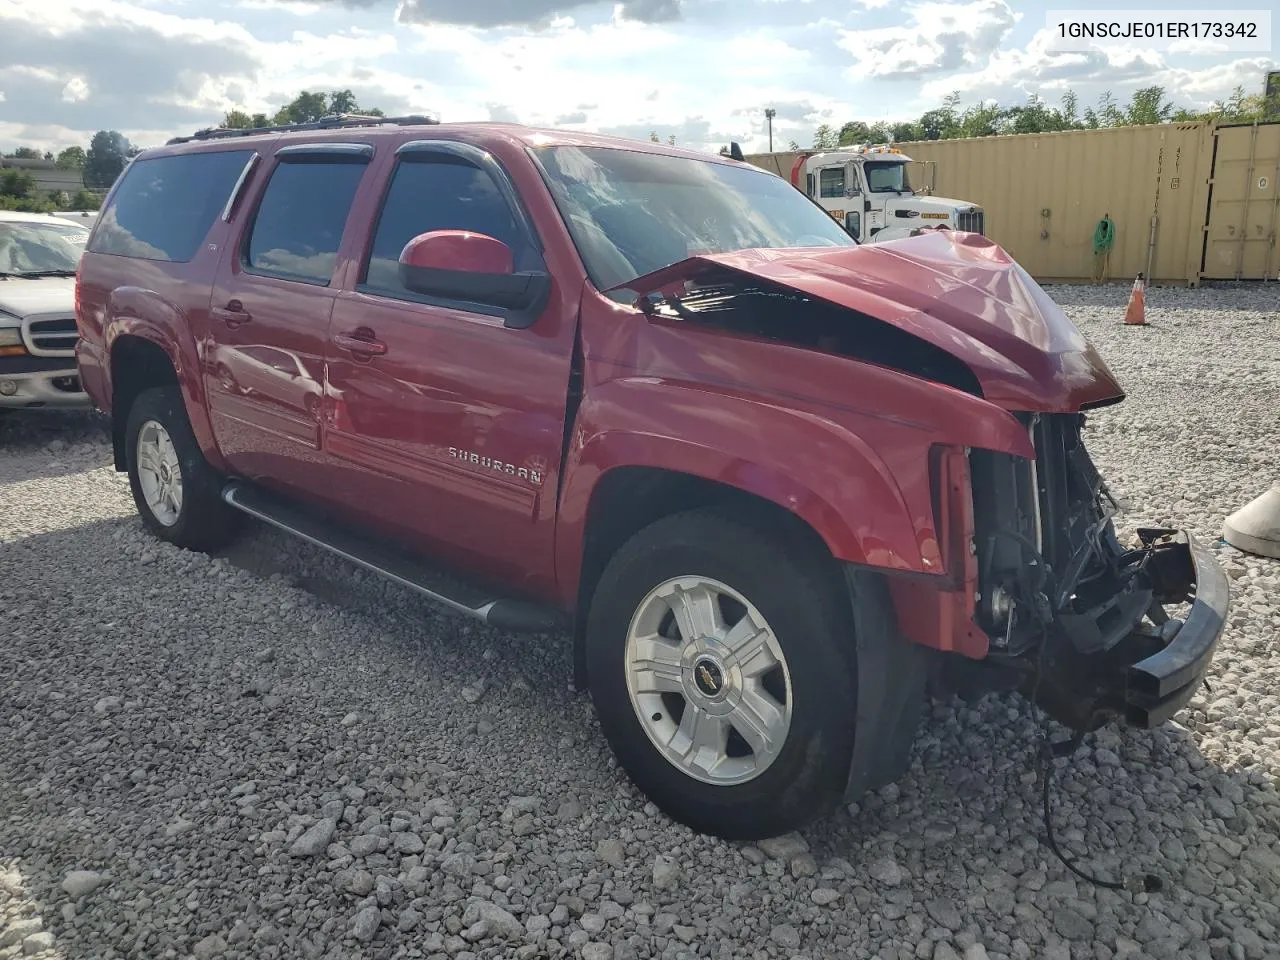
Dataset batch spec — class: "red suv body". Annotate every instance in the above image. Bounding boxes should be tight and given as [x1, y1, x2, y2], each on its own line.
[74, 118, 1228, 840]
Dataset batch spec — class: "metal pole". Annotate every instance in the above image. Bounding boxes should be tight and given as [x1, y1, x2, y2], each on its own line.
[765, 108, 775, 153]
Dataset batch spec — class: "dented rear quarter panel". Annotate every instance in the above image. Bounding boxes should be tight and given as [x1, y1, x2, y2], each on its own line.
[554, 285, 1035, 607]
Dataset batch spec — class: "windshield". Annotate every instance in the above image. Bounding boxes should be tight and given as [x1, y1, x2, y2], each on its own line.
[0, 221, 87, 276]
[864, 160, 911, 194]
[534, 145, 855, 292]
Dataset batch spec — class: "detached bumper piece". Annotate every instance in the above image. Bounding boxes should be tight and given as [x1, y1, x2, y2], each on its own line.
[1123, 532, 1229, 728]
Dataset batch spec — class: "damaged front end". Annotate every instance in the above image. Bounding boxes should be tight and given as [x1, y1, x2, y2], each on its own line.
[969, 413, 1229, 731]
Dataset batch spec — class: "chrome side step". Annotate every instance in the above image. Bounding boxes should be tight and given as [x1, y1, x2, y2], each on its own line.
[221, 480, 567, 633]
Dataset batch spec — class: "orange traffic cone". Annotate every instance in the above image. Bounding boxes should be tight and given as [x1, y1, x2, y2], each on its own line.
[1123, 273, 1147, 325]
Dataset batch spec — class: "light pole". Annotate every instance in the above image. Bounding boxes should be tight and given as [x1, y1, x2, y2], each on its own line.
[765, 108, 775, 152]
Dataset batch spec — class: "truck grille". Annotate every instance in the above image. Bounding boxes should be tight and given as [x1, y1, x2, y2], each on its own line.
[21, 316, 79, 358]
[957, 210, 985, 235]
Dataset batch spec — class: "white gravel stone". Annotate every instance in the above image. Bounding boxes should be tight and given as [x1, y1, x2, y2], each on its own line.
[21, 932, 56, 955]
[288, 818, 336, 856]
[1, 285, 1278, 959]
[0, 919, 42, 948]
[59, 871, 104, 898]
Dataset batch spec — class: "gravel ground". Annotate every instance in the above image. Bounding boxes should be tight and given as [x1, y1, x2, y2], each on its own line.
[2, 282, 1279, 960]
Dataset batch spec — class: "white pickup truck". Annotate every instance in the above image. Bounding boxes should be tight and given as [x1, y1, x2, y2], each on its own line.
[0, 211, 91, 410]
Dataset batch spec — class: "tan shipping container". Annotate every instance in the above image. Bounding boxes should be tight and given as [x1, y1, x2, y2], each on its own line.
[743, 123, 1274, 285]
[1201, 122, 1280, 281]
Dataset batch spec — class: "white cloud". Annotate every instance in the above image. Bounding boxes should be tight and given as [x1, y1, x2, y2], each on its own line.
[61, 77, 90, 103]
[0, 0, 1274, 158]
[920, 25, 1274, 115]
[236, 0, 324, 12]
[837, 0, 1019, 80]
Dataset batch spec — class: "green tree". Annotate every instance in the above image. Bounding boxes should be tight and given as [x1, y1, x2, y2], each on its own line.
[889, 122, 918, 143]
[1206, 85, 1265, 122]
[55, 146, 86, 170]
[273, 91, 329, 125]
[4, 147, 42, 160]
[326, 89, 381, 116]
[84, 130, 133, 189]
[1060, 90, 1080, 128]
[837, 121, 873, 145]
[1124, 86, 1174, 125]
[812, 124, 838, 149]
[0, 169, 37, 198]
[958, 100, 1003, 138]
[69, 188, 100, 210]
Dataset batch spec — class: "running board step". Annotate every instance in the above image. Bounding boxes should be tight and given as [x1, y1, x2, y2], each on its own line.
[221, 480, 567, 634]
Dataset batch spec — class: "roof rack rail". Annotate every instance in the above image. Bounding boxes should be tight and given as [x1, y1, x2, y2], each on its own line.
[166, 113, 440, 146]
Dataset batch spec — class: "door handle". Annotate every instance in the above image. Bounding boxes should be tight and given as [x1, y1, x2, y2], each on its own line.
[333, 329, 387, 357]
[213, 300, 252, 327]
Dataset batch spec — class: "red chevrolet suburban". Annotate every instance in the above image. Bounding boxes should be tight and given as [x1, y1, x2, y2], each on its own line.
[74, 115, 1228, 840]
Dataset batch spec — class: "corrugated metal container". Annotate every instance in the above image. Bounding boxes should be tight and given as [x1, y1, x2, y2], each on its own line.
[743, 151, 807, 183]
[1201, 122, 1280, 280]
[900, 123, 1215, 285]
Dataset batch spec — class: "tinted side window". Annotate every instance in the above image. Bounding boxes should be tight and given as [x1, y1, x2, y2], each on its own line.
[88, 150, 253, 262]
[361, 159, 522, 298]
[246, 160, 367, 285]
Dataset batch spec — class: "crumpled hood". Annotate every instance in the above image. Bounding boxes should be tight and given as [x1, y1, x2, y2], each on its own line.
[612, 230, 1124, 413]
[0, 276, 76, 318]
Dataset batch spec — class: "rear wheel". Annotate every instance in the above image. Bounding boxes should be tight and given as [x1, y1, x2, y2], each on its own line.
[125, 385, 241, 552]
[586, 509, 860, 839]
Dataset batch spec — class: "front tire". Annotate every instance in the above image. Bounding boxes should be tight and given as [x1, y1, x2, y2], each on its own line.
[125, 385, 241, 552]
[586, 509, 861, 840]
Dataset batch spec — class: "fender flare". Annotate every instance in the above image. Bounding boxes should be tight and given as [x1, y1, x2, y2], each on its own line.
[104, 289, 225, 473]
[555, 379, 938, 608]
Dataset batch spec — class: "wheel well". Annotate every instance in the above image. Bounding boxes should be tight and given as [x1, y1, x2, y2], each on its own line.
[571, 466, 838, 688]
[110, 336, 178, 470]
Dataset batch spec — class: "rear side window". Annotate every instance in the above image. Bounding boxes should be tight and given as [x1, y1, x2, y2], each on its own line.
[245, 159, 367, 285]
[88, 150, 253, 262]
[360, 158, 522, 298]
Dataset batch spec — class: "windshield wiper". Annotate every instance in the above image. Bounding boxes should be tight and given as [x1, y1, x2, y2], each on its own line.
[4, 269, 78, 278]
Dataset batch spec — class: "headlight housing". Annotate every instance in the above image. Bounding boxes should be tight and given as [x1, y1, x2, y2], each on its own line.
[0, 326, 23, 348]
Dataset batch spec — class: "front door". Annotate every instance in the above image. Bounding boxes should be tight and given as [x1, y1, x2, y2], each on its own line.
[205, 141, 373, 495]
[324, 140, 576, 594]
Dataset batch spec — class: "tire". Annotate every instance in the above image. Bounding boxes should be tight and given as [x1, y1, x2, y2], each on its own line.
[585, 508, 861, 840]
[125, 385, 241, 552]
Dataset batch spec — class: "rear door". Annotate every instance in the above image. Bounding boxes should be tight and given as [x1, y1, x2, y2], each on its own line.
[206, 141, 373, 496]
[324, 139, 576, 592]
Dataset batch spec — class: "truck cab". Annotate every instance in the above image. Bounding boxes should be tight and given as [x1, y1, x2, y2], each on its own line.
[794, 145, 985, 243]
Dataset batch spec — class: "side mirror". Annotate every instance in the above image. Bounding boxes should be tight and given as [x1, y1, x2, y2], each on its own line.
[398, 230, 550, 314]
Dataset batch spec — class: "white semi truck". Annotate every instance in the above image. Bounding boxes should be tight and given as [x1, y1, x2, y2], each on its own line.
[766, 145, 985, 244]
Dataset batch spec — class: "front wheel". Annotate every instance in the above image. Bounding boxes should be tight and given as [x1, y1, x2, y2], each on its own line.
[585, 509, 860, 840]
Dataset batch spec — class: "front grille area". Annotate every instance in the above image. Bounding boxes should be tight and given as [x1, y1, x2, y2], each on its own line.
[22, 316, 79, 357]
[970, 412, 1119, 651]
[956, 209, 985, 235]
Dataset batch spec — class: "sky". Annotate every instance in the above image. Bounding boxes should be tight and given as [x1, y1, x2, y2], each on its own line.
[0, 0, 1275, 156]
